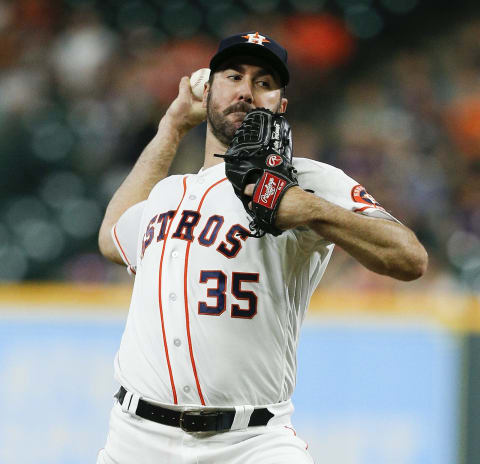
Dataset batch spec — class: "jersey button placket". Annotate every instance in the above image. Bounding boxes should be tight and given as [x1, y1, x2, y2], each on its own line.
[161, 176, 202, 404]
[171, 176, 207, 405]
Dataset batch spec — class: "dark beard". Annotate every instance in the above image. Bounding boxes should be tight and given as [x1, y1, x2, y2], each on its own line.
[206, 95, 253, 146]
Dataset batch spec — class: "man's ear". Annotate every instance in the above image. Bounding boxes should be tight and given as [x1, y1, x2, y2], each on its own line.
[280, 97, 288, 113]
[202, 83, 209, 108]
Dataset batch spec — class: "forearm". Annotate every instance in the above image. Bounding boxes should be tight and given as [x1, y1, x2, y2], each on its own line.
[312, 207, 427, 281]
[98, 116, 185, 261]
[279, 188, 428, 280]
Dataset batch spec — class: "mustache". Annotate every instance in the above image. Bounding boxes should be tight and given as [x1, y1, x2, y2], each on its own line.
[223, 102, 253, 116]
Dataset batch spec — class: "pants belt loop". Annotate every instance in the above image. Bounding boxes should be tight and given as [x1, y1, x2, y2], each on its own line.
[230, 405, 254, 430]
[121, 390, 141, 418]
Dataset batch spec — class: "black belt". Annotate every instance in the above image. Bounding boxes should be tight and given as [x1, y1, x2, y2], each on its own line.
[115, 386, 274, 432]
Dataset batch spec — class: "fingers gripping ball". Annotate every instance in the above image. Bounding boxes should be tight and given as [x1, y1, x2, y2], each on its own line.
[215, 108, 298, 237]
[190, 68, 210, 100]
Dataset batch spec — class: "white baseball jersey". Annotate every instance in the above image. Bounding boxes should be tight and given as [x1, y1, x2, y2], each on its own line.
[112, 157, 397, 408]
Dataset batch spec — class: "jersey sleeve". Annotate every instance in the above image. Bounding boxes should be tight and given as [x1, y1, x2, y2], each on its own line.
[294, 157, 400, 222]
[111, 201, 146, 275]
[291, 158, 400, 253]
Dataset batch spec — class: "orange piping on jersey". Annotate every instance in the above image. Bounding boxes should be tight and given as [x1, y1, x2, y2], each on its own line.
[183, 177, 227, 406]
[158, 176, 188, 404]
[113, 224, 135, 273]
[284, 425, 296, 436]
[353, 206, 371, 213]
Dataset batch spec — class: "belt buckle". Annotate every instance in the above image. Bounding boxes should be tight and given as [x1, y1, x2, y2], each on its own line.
[179, 409, 219, 433]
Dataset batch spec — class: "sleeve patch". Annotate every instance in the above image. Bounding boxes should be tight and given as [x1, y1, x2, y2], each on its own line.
[351, 184, 386, 211]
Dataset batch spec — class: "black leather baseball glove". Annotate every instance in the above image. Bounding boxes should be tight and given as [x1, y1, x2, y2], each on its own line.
[215, 108, 298, 237]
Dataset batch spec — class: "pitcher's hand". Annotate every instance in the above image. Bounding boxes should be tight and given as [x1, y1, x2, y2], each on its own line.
[164, 76, 207, 135]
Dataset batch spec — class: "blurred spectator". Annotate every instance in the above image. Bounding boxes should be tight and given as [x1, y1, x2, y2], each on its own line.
[0, 0, 478, 292]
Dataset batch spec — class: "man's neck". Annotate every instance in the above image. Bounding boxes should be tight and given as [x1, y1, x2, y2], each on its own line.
[203, 126, 228, 169]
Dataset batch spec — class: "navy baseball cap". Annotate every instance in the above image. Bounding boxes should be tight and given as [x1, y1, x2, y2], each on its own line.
[210, 32, 289, 86]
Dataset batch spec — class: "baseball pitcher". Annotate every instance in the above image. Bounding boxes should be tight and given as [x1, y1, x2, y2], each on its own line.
[97, 31, 428, 463]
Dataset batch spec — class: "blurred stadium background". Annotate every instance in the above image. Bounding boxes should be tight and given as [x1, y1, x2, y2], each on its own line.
[1, 0, 480, 462]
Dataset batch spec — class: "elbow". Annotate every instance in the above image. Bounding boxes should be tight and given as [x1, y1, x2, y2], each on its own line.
[98, 221, 124, 265]
[415, 247, 429, 279]
[98, 232, 107, 258]
[98, 228, 110, 259]
[395, 244, 429, 281]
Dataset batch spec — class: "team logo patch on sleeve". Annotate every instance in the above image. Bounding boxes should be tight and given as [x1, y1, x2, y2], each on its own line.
[351, 184, 385, 211]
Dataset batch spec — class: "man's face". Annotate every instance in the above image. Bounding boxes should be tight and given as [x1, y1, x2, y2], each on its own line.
[205, 59, 288, 146]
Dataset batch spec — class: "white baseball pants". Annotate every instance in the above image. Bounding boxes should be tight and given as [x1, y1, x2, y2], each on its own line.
[97, 400, 313, 464]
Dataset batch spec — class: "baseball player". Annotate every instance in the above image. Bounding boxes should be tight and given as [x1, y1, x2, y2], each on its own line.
[97, 32, 428, 463]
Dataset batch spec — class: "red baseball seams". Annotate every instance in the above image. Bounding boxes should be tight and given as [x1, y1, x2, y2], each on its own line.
[157, 176, 188, 404]
[183, 177, 227, 405]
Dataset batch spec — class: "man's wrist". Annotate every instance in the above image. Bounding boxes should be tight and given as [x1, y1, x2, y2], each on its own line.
[159, 113, 190, 140]
[276, 187, 320, 230]
[296, 189, 324, 229]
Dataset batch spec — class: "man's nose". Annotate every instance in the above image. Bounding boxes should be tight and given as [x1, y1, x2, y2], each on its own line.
[237, 79, 254, 104]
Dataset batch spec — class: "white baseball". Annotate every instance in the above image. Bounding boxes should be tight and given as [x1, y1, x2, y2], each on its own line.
[190, 68, 210, 100]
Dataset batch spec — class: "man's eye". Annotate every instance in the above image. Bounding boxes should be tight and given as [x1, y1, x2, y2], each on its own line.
[228, 74, 242, 81]
[258, 80, 271, 88]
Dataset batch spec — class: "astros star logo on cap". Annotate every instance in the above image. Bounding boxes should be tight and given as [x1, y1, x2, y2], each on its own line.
[241, 32, 270, 46]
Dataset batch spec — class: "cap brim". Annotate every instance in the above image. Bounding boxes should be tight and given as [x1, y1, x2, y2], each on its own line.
[210, 43, 289, 86]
